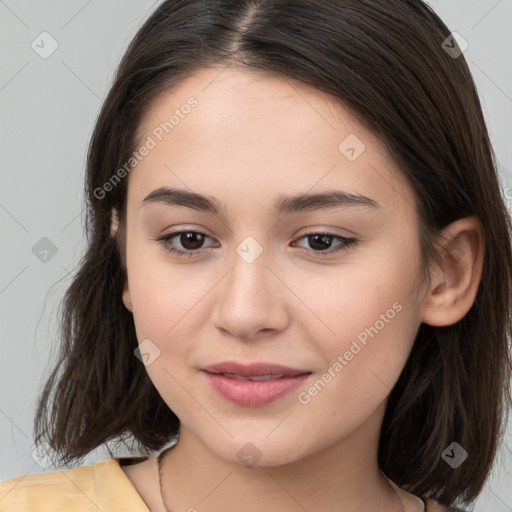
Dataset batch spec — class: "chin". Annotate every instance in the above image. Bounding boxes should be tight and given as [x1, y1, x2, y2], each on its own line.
[209, 436, 309, 468]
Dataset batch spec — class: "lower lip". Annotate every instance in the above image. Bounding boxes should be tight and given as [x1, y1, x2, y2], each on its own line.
[202, 371, 311, 407]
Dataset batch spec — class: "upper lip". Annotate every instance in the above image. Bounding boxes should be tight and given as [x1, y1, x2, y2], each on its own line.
[202, 361, 310, 377]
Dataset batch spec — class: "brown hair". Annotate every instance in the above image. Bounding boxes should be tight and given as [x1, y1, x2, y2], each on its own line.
[33, 1, 512, 510]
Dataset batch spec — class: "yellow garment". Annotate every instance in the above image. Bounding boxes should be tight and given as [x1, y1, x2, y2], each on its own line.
[0, 457, 448, 511]
[0, 458, 149, 511]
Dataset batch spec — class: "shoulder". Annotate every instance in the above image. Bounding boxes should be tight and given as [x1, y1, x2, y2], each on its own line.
[0, 458, 149, 512]
[0, 462, 96, 511]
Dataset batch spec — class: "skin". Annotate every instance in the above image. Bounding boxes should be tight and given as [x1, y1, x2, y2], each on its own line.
[114, 65, 484, 512]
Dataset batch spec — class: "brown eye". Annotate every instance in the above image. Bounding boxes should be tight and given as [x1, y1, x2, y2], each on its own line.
[155, 230, 357, 259]
[175, 232, 206, 250]
[306, 234, 335, 251]
[156, 230, 216, 257]
[292, 232, 357, 256]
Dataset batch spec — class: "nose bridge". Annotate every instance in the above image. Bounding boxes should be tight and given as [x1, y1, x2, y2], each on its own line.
[226, 234, 273, 305]
[211, 234, 288, 337]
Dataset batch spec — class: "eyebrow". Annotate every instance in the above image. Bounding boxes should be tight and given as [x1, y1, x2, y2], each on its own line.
[140, 187, 381, 215]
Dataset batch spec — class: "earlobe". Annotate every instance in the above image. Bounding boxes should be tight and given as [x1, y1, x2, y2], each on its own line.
[122, 280, 133, 313]
[421, 216, 485, 327]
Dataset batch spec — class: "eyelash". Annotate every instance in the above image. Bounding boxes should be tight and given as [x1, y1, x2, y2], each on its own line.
[154, 230, 357, 258]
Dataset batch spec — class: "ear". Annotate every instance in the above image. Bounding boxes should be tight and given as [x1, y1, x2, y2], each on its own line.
[111, 208, 133, 313]
[421, 216, 485, 327]
[110, 208, 119, 238]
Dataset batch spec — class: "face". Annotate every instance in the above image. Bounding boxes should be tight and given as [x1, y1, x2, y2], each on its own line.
[120, 66, 427, 466]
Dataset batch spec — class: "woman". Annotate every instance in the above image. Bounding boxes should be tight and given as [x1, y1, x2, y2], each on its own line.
[1, 1, 510, 511]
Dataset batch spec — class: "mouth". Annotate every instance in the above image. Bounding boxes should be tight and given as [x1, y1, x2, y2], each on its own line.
[201, 361, 312, 407]
[201, 360, 310, 378]
[208, 372, 292, 381]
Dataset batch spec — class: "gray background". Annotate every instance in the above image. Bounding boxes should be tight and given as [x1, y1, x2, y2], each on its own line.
[1, 0, 511, 510]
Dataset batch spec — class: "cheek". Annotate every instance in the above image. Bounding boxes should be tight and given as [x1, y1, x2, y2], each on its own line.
[298, 234, 422, 390]
[126, 257, 209, 415]
[125, 224, 208, 339]
[130, 272, 207, 345]
[293, 275, 419, 444]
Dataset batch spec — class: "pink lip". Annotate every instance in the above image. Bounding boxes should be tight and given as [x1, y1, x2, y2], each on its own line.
[201, 361, 311, 407]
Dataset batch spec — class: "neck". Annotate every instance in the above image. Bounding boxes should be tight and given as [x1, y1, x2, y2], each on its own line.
[158, 403, 418, 512]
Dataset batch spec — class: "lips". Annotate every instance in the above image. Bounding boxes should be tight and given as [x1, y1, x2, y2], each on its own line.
[201, 361, 310, 378]
[201, 361, 312, 406]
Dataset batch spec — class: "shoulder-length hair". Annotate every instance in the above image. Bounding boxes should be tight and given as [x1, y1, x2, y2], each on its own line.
[34, 1, 512, 510]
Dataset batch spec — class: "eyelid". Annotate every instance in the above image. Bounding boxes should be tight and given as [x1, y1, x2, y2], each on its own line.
[155, 224, 354, 240]
[294, 225, 356, 239]
[153, 227, 358, 258]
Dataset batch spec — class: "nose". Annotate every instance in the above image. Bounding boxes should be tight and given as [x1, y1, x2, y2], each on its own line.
[211, 246, 289, 340]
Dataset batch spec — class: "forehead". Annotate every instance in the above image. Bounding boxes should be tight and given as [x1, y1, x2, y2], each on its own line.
[129, 66, 416, 218]
[136, 66, 358, 145]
